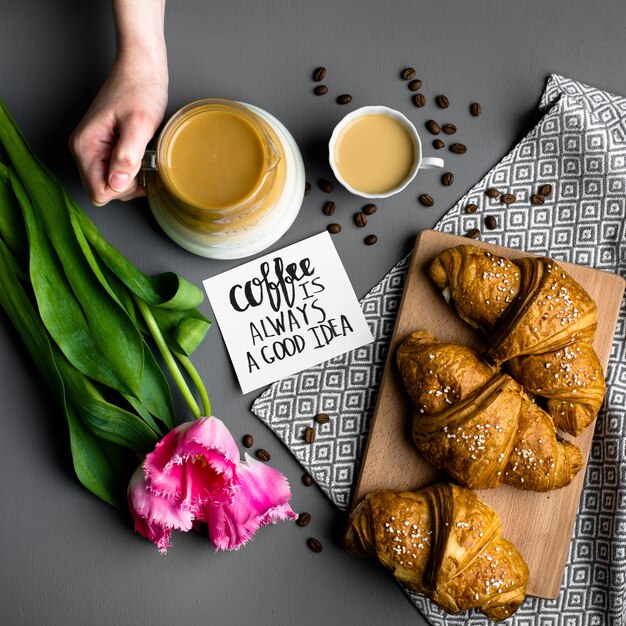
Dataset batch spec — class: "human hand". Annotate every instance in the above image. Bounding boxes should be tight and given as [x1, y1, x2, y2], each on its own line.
[69, 56, 168, 206]
[70, 0, 167, 206]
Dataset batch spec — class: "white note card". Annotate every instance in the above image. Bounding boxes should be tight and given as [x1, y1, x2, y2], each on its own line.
[203, 232, 374, 394]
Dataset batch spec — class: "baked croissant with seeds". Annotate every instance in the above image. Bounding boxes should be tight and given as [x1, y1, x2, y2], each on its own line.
[428, 245, 605, 436]
[344, 484, 529, 621]
[397, 331, 583, 491]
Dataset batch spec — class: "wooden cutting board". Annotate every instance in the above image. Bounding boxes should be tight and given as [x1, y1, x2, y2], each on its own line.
[351, 229, 625, 599]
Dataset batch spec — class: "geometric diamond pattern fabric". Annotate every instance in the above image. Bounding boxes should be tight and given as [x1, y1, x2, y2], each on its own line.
[251, 74, 626, 625]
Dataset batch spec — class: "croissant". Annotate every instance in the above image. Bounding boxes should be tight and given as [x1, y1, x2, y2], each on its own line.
[428, 245, 605, 436]
[397, 331, 583, 491]
[344, 484, 529, 621]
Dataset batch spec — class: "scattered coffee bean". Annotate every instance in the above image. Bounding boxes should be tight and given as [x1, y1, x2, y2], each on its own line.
[538, 183, 553, 196]
[436, 95, 450, 108]
[470, 102, 482, 117]
[425, 120, 441, 135]
[322, 200, 336, 216]
[413, 93, 426, 107]
[304, 426, 316, 444]
[485, 215, 497, 230]
[408, 79, 422, 91]
[485, 187, 500, 198]
[466, 228, 481, 239]
[312, 66, 326, 82]
[441, 172, 454, 186]
[302, 473, 313, 486]
[531, 194, 545, 205]
[296, 512, 312, 527]
[465, 203, 478, 214]
[307, 537, 323, 553]
[255, 449, 271, 462]
[313, 85, 328, 96]
[242, 434, 254, 448]
[327, 223, 341, 234]
[314, 413, 330, 425]
[304, 181, 311, 196]
[364, 234, 378, 246]
[442, 123, 457, 135]
[449, 143, 467, 154]
[337, 94, 352, 105]
[354, 212, 367, 227]
[432, 139, 445, 150]
[318, 178, 333, 193]
[401, 67, 416, 80]
[419, 193, 434, 207]
[501, 193, 516, 205]
[362, 203, 377, 215]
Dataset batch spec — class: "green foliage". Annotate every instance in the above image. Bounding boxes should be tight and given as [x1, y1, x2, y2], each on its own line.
[0, 100, 211, 508]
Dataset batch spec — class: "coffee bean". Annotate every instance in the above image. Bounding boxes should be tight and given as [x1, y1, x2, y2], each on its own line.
[408, 79, 422, 91]
[362, 203, 377, 215]
[304, 426, 316, 444]
[419, 194, 434, 207]
[296, 512, 312, 527]
[465, 203, 478, 214]
[466, 228, 481, 239]
[538, 183, 553, 196]
[337, 94, 352, 105]
[432, 139, 445, 150]
[364, 234, 378, 246]
[314, 413, 330, 424]
[318, 178, 333, 193]
[413, 93, 426, 107]
[501, 193, 516, 205]
[302, 473, 313, 486]
[485, 187, 500, 198]
[485, 215, 497, 230]
[307, 537, 323, 553]
[327, 223, 341, 235]
[442, 123, 457, 135]
[312, 66, 326, 82]
[322, 200, 336, 216]
[242, 434, 253, 448]
[531, 194, 545, 205]
[441, 172, 454, 186]
[354, 212, 367, 227]
[304, 181, 311, 196]
[425, 120, 441, 135]
[449, 143, 467, 154]
[470, 102, 482, 117]
[313, 85, 328, 96]
[401, 67, 416, 80]
[256, 449, 271, 462]
[436, 95, 450, 108]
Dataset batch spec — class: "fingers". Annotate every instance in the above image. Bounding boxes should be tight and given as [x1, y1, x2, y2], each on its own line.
[108, 112, 155, 193]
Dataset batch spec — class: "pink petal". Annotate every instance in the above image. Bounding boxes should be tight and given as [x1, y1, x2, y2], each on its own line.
[144, 417, 239, 506]
[127, 464, 194, 553]
[205, 453, 297, 551]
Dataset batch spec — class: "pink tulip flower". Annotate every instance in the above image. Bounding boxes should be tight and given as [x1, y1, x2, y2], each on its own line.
[128, 416, 296, 553]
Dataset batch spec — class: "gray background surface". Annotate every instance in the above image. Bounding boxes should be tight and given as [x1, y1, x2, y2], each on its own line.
[1, 1, 626, 625]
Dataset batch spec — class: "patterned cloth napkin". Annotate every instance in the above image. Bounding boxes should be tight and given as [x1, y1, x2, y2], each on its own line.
[251, 74, 626, 625]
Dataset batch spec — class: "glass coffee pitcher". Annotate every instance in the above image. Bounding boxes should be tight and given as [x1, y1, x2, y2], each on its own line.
[142, 99, 305, 259]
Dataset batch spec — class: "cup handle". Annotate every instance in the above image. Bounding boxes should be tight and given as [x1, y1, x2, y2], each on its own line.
[420, 157, 445, 169]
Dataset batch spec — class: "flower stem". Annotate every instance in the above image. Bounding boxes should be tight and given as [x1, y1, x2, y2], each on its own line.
[134, 297, 201, 419]
[175, 352, 211, 417]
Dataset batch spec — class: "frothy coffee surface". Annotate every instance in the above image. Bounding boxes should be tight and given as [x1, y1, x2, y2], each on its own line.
[334, 114, 416, 194]
[164, 109, 265, 208]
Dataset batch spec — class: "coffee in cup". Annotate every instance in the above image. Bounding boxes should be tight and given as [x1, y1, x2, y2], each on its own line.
[328, 106, 443, 198]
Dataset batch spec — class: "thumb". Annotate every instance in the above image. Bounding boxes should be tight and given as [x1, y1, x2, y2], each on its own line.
[108, 121, 153, 193]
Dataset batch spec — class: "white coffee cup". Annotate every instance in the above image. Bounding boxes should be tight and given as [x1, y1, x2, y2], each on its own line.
[328, 105, 444, 199]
